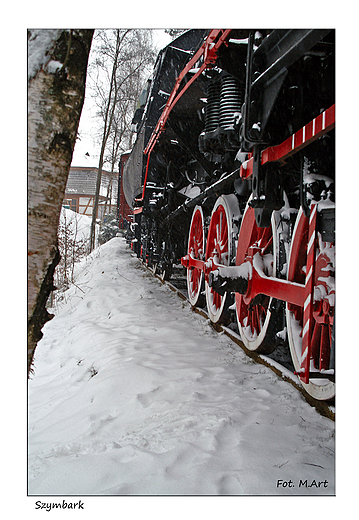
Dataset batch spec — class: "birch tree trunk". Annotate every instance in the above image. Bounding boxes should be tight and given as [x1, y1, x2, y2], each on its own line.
[28, 29, 93, 375]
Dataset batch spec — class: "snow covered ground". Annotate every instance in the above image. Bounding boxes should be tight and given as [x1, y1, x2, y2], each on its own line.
[28, 236, 335, 498]
[59, 207, 95, 243]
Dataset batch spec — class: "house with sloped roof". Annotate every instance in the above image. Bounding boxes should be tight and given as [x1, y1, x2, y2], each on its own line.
[63, 166, 118, 220]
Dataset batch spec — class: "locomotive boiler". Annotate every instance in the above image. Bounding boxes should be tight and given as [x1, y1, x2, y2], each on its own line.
[121, 29, 335, 400]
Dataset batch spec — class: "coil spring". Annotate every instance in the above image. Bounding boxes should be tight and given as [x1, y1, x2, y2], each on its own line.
[205, 81, 220, 132]
[205, 76, 242, 132]
[219, 76, 242, 129]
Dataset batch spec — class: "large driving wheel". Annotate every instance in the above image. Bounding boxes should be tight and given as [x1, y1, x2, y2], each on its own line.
[286, 206, 335, 400]
[205, 195, 240, 323]
[235, 198, 278, 352]
[187, 206, 205, 306]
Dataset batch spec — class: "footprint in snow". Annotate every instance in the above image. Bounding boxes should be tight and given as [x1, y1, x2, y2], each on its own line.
[253, 388, 271, 399]
[218, 474, 244, 495]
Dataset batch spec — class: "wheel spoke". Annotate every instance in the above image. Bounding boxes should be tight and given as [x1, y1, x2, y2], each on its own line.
[310, 321, 321, 369]
[235, 198, 275, 352]
[205, 195, 239, 323]
[213, 289, 220, 310]
[261, 234, 273, 254]
[252, 306, 259, 335]
[319, 324, 331, 371]
[187, 207, 205, 306]
[286, 207, 335, 400]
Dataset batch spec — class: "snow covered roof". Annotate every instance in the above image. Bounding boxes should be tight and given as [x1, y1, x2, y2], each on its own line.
[65, 167, 117, 196]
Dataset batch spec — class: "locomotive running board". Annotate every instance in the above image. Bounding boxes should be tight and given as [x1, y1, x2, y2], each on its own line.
[158, 106, 335, 223]
[240, 104, 335, 180]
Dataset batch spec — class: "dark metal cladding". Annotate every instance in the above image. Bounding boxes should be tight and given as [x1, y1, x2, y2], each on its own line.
[122, 30, 209, 209]
[123, 27, 335, 246]
[141, 29, 209, 146]
[122, 125, 146, 209]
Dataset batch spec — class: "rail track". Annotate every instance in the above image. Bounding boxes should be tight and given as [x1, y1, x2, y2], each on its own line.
[138, 258, 335, 421]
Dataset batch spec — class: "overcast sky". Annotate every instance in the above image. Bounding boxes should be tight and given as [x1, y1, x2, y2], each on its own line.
[71, 29, 172, 169]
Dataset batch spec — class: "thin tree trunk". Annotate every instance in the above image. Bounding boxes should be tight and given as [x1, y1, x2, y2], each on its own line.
[28, 29, 93, 376]
[89, 30, 139, 251]
[89, 31, 121, 251]
[102, 167, 116, 219]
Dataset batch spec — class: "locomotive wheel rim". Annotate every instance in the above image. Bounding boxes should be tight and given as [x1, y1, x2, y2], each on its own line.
[187, 206, 205, 306]
[235, 199, 275, 351]
[205, 196, 233, 323]
[286, 207, 335, 401]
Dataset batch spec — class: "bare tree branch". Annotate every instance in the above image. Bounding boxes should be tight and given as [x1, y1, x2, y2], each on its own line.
[88, 29, 156, 251]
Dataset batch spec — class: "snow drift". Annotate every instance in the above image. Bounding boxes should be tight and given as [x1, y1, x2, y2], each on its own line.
[28, 237, 334, 495]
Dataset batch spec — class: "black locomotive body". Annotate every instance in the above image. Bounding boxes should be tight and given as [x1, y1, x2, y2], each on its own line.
[121, 29, 335, 401]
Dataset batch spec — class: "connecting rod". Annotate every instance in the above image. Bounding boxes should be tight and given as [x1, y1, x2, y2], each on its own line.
[181, 251, 306, 308]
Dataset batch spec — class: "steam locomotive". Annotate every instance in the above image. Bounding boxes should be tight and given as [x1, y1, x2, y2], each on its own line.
[120, 29, 335, 400]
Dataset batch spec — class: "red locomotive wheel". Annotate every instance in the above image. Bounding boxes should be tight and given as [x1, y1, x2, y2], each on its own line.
[286, 207, 335, 400]
[235, 198, 277, 352]
[187, 206, 205, 306]
[205, 195, 239, 323]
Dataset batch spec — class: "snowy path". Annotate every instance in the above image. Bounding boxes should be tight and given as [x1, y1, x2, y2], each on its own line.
[28, 238, 334, 495]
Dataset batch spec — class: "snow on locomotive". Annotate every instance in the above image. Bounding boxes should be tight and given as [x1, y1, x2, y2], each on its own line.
[121, 30, 335, 401]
